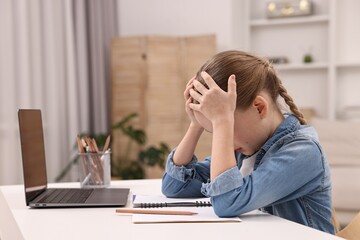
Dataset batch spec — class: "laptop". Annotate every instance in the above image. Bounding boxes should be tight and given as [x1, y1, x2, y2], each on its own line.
[18, 109, 130, 208]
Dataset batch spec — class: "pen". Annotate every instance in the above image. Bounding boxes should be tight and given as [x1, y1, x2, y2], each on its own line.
[115, 209, 198, 215]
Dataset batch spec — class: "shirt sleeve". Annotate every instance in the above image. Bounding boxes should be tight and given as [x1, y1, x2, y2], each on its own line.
[201, 166, 244, 196]
[164, 148, 198, 182]
[161, 148, 211, 198]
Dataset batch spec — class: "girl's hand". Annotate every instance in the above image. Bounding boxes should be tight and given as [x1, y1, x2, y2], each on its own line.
[189, 71, 237, 125]
[184, 77, 203, 129]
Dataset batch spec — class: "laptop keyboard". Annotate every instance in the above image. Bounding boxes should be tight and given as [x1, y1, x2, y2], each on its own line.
[38, 189, 93, 204]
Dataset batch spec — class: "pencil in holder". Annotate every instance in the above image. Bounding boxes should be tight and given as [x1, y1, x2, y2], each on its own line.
[78, 152, 111, 188]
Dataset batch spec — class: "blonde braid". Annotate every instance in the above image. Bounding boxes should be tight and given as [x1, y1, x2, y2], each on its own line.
[277, 78, 307, 125]
[261, 59, 307, 125]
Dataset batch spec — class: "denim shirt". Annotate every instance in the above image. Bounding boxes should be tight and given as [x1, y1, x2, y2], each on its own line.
[161, 114, 335, 234]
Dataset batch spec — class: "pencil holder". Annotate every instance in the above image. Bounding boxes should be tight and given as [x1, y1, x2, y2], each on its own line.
[78, 152, 111, 188]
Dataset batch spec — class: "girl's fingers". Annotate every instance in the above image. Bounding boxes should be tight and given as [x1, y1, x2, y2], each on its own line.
[185, 96, 193, 105]
[228, 74, 236, 95]
[188, 102, 200, 112]
[186, 76, 196, 87]
[189, 88, 202, 103]
[200, 71, 217, 88]
[184, 76, 197, 99]
[184, 83, 193, 99]
[193, 79, 208, 94]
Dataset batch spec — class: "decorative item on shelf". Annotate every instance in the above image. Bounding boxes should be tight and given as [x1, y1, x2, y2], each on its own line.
[303, 53, 313, 63]
[301, 46, 314, 63]
[266, 0, 313, 18]
[267, 56, 289, 65]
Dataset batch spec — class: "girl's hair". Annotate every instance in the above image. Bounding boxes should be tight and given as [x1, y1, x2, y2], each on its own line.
[195, 50, 307, 125]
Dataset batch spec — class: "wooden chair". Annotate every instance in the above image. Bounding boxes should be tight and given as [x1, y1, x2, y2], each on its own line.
[336, 212, 360, 240]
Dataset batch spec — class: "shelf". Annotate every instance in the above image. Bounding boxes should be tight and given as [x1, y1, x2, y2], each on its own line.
[246, 0, 360, 120]
[336, 62, 360, 68]
[273, 62, 328, 71]
[250, 15, 329, 27]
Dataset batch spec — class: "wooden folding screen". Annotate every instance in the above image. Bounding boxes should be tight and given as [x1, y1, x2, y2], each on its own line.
[111, 35, 216, 178]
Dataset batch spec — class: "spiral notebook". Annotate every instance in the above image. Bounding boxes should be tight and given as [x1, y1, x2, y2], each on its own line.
[133, 195, 212, 208]
[131, 195, 241, 224]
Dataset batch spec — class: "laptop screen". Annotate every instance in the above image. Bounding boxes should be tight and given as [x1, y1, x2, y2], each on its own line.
[18, 109, 48, 204]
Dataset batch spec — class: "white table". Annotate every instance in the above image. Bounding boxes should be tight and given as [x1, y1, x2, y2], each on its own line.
[0, 179, 342, 240]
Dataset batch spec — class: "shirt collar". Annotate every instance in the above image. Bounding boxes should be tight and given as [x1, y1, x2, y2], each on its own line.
[261, 113, 300, 152]
[253, 113, 300, 167]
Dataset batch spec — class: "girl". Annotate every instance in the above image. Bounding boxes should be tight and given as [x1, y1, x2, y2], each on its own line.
[161, 50, 334, 234]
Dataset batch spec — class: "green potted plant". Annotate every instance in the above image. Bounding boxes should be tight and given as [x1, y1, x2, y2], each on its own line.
[111, 113, 170, 179]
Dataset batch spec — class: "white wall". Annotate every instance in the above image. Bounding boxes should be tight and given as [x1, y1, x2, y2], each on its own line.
[117, 0, 246, 51]
[117, 0, 360, 120]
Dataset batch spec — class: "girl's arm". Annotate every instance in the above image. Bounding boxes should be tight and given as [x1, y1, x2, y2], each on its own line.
[172, 122, 203, 166]
[173, 77, 204, 166]
[161, 77, 208, 198]
[210, 114, 236, 180]
[190, 72, 237, 180]
[161, 123, 206, 198]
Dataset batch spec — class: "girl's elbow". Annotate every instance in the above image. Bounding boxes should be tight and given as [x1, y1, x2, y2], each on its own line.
[212, 203, 238, 218]
[212, 198, 245, 218]
[161, 174, 187, 198]
[161, 176, 178, 197]
[161, 183, 178, 198]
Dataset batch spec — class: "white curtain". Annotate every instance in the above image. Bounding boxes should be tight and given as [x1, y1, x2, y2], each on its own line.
[0, 0, 117, 185]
